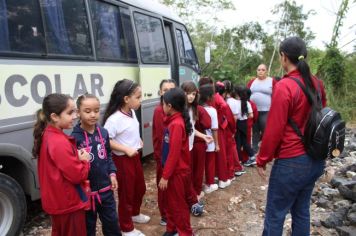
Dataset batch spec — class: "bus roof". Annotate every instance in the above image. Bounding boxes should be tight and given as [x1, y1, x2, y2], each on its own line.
[120, 0, 183, 23]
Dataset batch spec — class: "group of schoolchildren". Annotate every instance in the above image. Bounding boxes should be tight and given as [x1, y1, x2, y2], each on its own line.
[33, 76, 259, 236]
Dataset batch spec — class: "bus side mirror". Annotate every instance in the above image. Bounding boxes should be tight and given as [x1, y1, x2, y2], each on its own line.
[205, 46, 211, 64]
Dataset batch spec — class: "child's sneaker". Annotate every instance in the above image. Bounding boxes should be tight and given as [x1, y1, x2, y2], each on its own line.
[191, 202, 204, 216]
[160, 218, 167, 226]
[122, 229, 145, 236]
[132, 213, 150, 224]
[204, 184, 218, 194]
[218, 179, 231, 189]
[244, 157, 256, 167]
[162, 231, 178, 236]
[235, 169, 246, 176]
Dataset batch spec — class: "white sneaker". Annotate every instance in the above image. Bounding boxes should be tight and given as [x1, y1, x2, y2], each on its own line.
[204, 184, 218, 194]
[132, 214, 150, 224]
[122, 229, 145, 236]
[218, 180, 231, 189]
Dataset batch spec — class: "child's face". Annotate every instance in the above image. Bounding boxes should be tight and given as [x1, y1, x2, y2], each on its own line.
[186, 91, 197, 104]
[159, 82, 175, 96]
[126, 86, 142, 110]
[51, 99, 77, 130]
[78, 98, 100, 128]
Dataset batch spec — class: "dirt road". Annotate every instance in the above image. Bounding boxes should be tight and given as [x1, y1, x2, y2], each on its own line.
[24, 157, 269, 236]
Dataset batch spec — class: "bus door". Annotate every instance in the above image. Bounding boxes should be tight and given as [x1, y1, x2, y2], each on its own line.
[174, 25, 200, 85]
[164, 20, 179, 82]
[132, 10, 171, 156]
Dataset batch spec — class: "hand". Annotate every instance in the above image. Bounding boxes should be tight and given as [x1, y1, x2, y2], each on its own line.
[78, 149, 90, 162]
[257, 165, 267, 181]
[203, 135, 213, 144]
[158, 178, 168, 190]
[110, 175, 118, 191]
[125, 147, 138, 157]
[215, 145, 220, 152]
[140, 139, 144, 148]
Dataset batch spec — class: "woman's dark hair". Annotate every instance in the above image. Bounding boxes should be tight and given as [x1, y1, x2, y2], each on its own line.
[32, 93, 72, 158]
[76, 93, 99, 109]
[236, 85, 249, 117]
[215, 81, 225, 96]
[223, 80, 235, 97]
[159, 79, 176, 90]
[102, 79, 139, 125]
[181, 81, 198, 121]
[199, 84, 214, 105]
[279, 36, 321, 145]
[163, 88, 192, 135]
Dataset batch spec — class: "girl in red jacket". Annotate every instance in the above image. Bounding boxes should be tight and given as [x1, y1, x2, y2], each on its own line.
[257, 37, 327, 235]
[33, 93, 90, 236]
[152, 79, 176, 226]
[181, 81, 212, 200]
[159, 87, 194, 236]
[103, 79, 149, 236]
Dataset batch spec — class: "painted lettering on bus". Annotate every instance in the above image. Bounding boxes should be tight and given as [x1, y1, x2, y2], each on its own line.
[2, 73, 104, 107]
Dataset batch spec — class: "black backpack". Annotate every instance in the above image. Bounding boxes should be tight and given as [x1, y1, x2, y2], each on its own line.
[287, 77, 346, 160]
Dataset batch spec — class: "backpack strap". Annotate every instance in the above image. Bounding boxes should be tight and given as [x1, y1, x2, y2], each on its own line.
[287, 77, 313, 105]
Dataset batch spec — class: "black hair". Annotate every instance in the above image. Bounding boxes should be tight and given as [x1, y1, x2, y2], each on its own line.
[199, 84, 214, 105]
[33, 93, 72, 158]
[159, 79, 177, 90]
[102, 79, 139, 125]
[223, 80, 235, 97]
[236, 86, 249, 117]
[215, 81, 226, 96]
[181, 81, 199, 121]
[198, 76, 214, 87]
[76, 93, 99, 109]
[163, 88, 192, 135]
[279, 36, 321, 145]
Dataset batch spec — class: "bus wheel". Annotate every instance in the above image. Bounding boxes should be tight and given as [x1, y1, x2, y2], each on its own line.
[0, 173, 27, 236]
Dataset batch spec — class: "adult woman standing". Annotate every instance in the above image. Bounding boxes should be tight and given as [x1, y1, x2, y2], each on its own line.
[247, 64, 276, 152]
[256, 37, 327, 236]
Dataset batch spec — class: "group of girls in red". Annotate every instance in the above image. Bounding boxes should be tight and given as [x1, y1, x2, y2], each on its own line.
[34, 79, 150, 236]
[152, 78, 259, 235]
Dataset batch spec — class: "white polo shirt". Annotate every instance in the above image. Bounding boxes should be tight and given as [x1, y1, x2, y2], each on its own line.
[204, 106, 218, 152]
[104, 109, 141, 156]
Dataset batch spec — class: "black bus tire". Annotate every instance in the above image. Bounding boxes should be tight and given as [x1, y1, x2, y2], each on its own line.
[0, 173, 27, 236]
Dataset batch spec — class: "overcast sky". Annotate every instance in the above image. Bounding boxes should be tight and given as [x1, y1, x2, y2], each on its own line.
[216, 0, 356, 52]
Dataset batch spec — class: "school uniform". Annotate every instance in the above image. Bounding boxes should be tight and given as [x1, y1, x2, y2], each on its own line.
[210, 93, 229, 181]
[203, 105, 218, 185]
[104, 110, 146, 233]
[240, 100, 258, 163]
[225, 97, 243, 177]
[38, 125, 90, 236]
[152, 104, 168, 221]
[71, 124, 120, 236]
[191, 105, 211, 195]
[162, 112, 193, 236]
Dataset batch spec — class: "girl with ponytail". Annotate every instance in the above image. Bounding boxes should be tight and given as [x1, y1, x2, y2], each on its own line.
[33, 93, 90, 236]
[256, 36, 327, 235]
[103, 79, 150, 236]
[158, 88, 194, 235]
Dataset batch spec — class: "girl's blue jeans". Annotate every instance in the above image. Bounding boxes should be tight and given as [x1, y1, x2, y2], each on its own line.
[262, 154, 325, 236]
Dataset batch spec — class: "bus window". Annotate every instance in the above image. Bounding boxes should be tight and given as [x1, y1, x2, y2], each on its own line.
[0, 0, 45, 54]
[120, 8, 137, 61]
[176, 29, 199, 70]
[90, 0, 127, 61]
[134, 13, 168, 63]
[40, 0, 91, 56]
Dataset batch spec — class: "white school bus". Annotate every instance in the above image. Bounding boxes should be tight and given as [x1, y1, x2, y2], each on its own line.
[0, 0, 200, 234]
